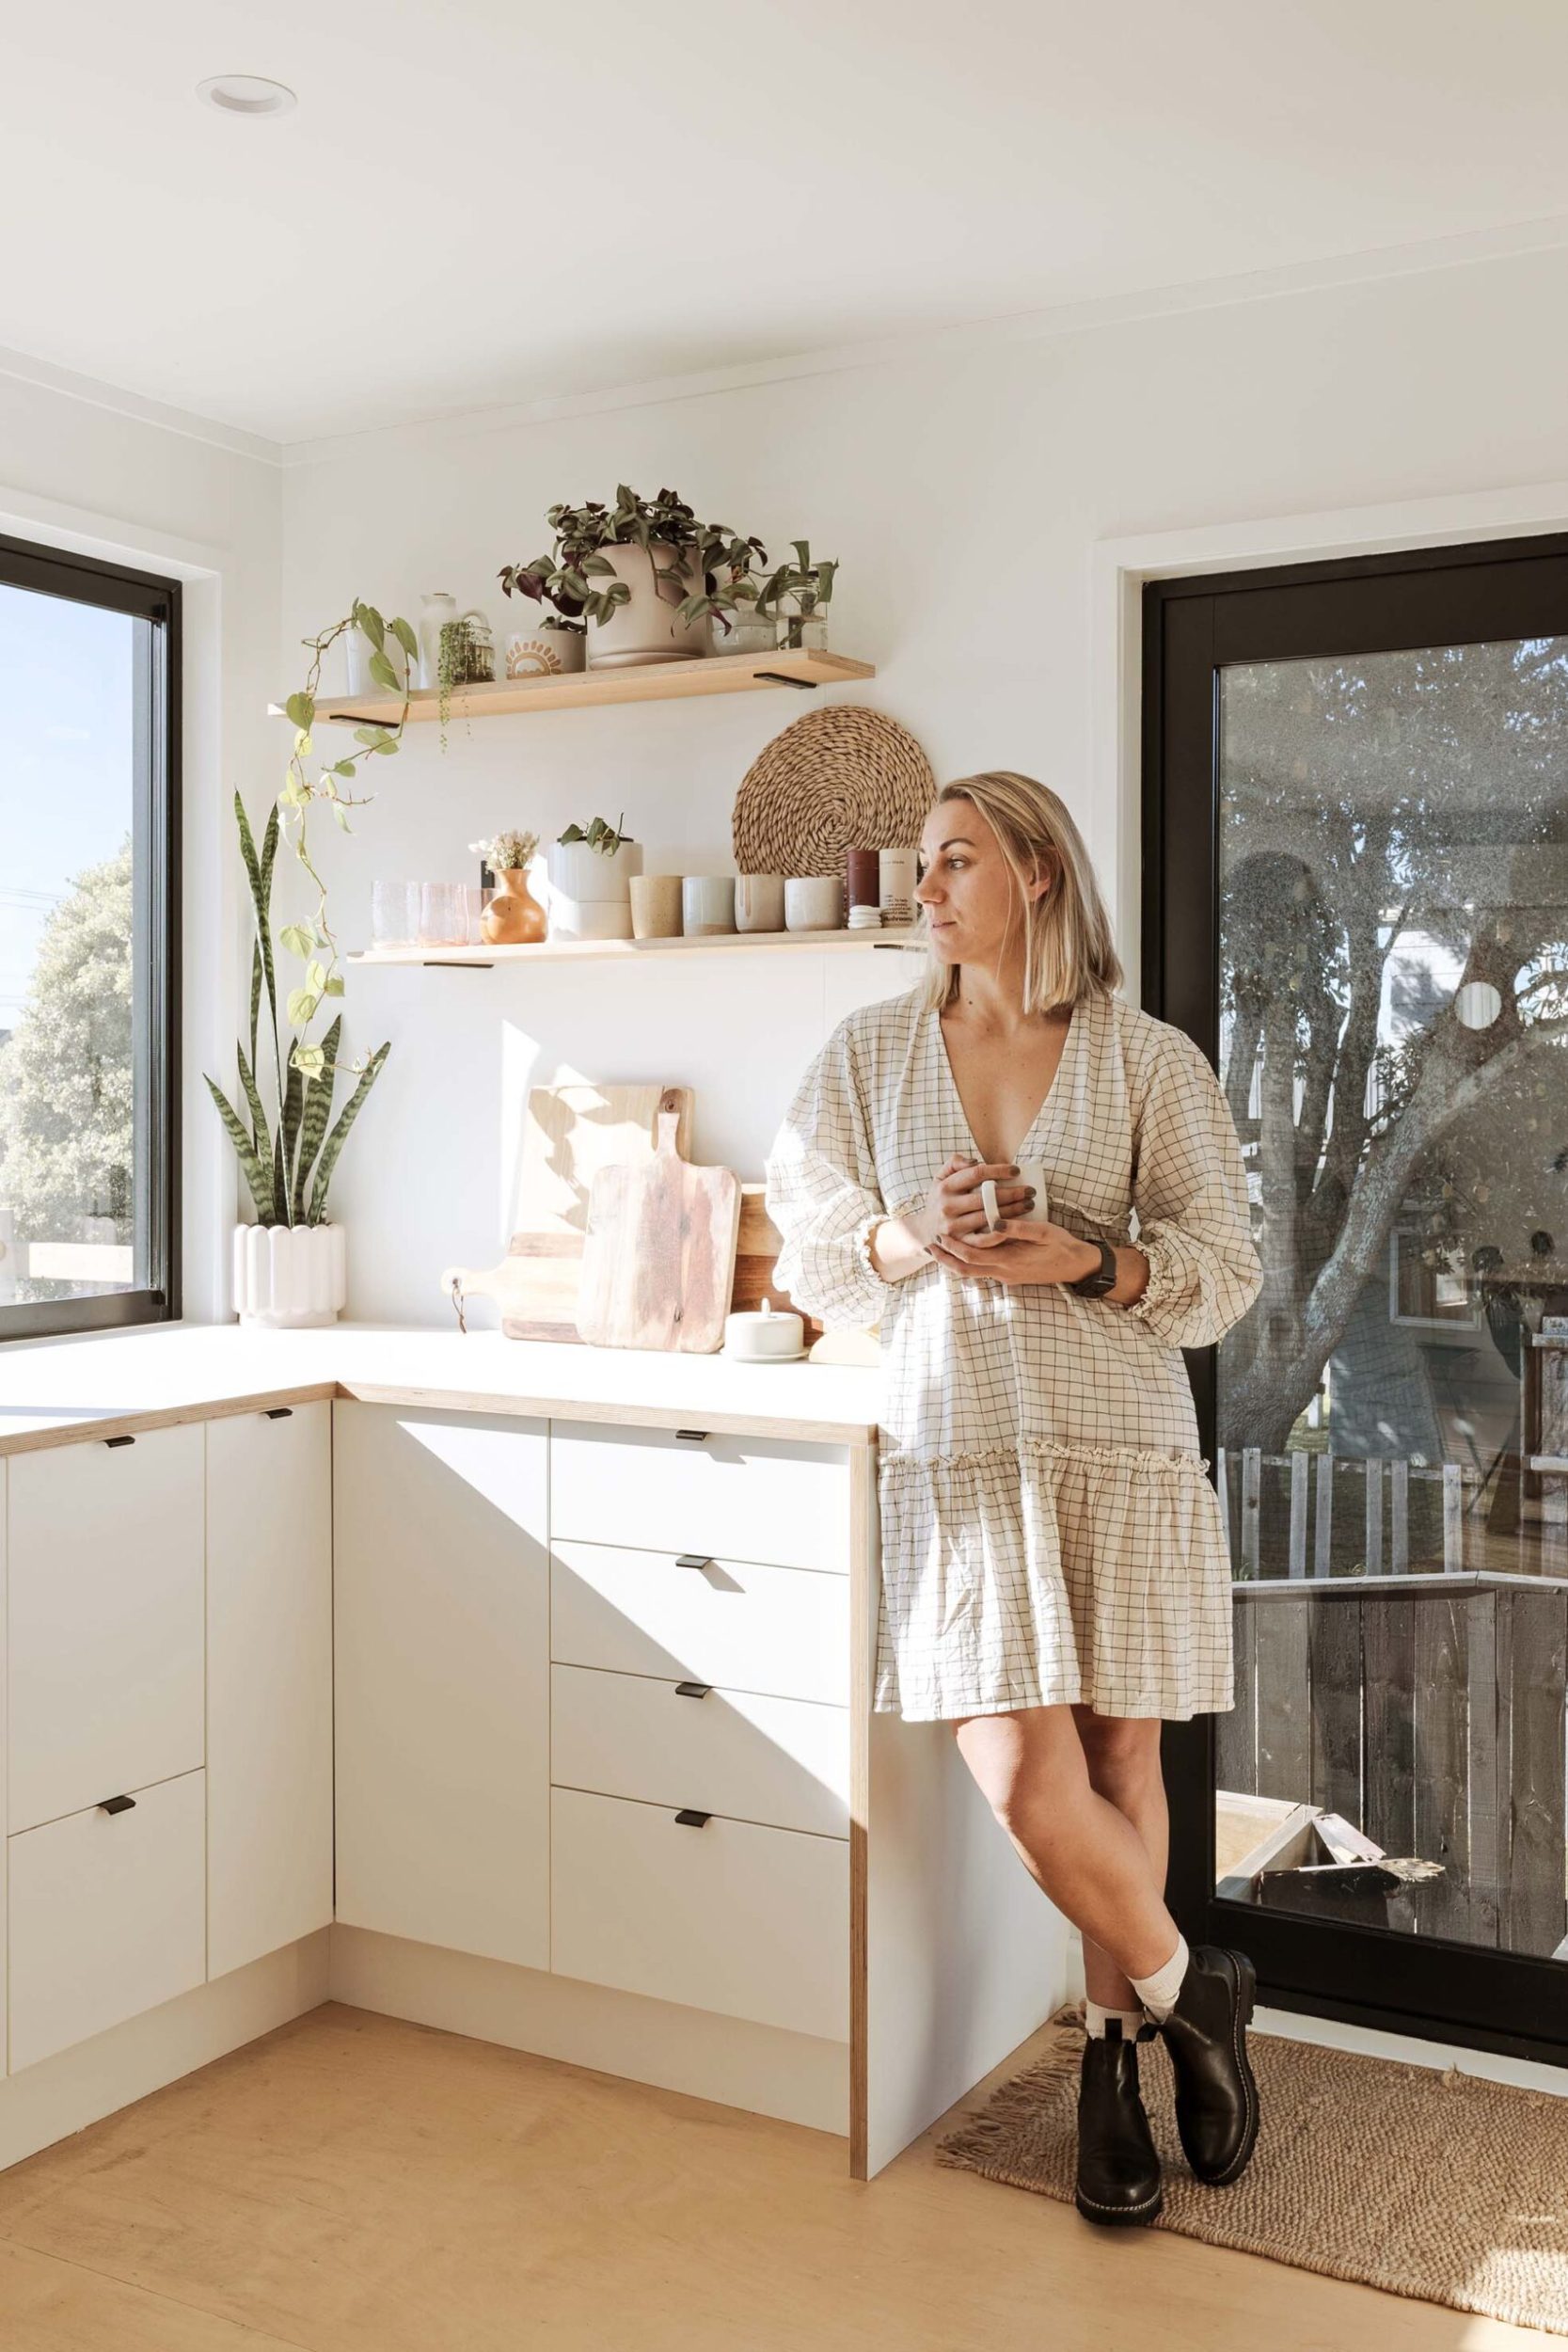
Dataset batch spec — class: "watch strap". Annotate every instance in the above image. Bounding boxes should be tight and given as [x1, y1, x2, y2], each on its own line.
[1069, 1240, 1117, 1297]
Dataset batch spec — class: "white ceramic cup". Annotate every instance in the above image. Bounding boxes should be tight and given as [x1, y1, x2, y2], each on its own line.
[735, 873, 786, 932]
[784, 875, 843, 931]
[980, 1157, 1049, 1234]
[682, 875, 737, 935]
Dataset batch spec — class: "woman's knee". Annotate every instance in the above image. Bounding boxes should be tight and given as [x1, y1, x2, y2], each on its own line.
[954, 1708, 1086, 1842]
[1075, 1709, 1164, 1799]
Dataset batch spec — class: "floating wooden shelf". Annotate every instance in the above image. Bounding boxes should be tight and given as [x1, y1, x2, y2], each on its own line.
[348, 926, 926, 968]
[277, 648, 875, 727]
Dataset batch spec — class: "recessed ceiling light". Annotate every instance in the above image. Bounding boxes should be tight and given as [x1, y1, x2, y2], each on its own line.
[197, 74, 297, 118]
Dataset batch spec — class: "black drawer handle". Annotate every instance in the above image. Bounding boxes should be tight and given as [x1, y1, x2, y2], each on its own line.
[675, 1680, 712, 1700]
[98, 1794, 136, 1815]
[103, 1434, 136, 1450]
[674, 1428, 709, 1443]
[262, 1406, 293, 1421]
[674, 1808, 711, 1827]
[675, 1553, 714, 1570]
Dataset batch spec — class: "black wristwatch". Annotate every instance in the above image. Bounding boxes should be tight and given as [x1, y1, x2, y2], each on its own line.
[1069, 1240, 1117, 1298]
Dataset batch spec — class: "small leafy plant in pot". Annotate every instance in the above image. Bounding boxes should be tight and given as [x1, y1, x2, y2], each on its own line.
[547, 812, 643, 939]
[207, 603, 408, 1326]
[471, 829, 546, 946]
[496, 561, 588, 679]
[501, 487, 710, 672]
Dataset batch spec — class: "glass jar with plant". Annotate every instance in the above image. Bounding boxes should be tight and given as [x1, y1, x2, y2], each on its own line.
[206, 601, 412, 1324]
[470, 829, 546, 946]
[758, 540, 838, 652]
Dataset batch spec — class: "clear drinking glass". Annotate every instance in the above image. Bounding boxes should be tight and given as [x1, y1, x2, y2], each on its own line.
[372, 880, 419, 949]
[418, 882, 467, 946]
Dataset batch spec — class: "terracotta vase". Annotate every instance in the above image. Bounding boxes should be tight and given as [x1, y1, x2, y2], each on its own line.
[482, 867, 548, 946]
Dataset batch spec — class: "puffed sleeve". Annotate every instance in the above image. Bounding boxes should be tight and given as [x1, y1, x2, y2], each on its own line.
[764, 1018, 891, 1330]
[1123, 1027, 1262, 1350]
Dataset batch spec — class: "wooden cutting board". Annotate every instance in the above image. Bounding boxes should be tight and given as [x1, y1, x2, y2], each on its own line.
[444, 1083, 694, 1340]
[576, 1089, 741, 1352]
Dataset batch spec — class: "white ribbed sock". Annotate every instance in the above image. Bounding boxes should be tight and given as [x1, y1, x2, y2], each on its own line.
[1085, 2001, 1146, 2041]
[1129, 1932, 1189, 2022]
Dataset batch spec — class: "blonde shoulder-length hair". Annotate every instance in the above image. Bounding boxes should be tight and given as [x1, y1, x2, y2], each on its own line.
[911, 771, 1123, 1016]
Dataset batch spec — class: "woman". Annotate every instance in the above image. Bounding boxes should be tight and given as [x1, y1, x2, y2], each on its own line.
[765, 771, 1264, 2228]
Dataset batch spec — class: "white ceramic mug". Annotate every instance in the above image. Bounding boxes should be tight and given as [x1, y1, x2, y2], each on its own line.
[683, 875, 737, 935]
[784, 875, 843, 931]
[979, 1157, 1049, 1233]
[735, 873, 785, 932]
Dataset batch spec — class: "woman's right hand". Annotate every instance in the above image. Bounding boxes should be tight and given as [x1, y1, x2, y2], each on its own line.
[912, 1154, 1035, 1249]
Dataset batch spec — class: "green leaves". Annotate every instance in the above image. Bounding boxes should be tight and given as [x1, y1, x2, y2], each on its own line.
[287, 984, 320, 1026]
[390, 614, 418, 660]
[292, 1015, 341, 1216]
[285, 691, 315, 730]
[279, 923, 314, 960]
[206, 1078, 275, 1222]
[369, 650, 403, 693]
[309, 1041, 389, 1221]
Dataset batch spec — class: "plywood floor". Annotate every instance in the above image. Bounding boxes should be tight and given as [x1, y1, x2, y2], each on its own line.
[0, 2001, 1544, 2351]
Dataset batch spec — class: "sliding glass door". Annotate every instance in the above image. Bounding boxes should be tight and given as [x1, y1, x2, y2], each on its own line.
[1150, 533, 1568, 2062]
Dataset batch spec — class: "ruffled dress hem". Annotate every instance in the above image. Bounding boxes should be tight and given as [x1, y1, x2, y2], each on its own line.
[872, 1436, 1233, 1724]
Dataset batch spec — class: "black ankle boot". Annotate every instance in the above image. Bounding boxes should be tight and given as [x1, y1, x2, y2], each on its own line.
[1157, 1945, 1259, 2185]
[1075, 2022, 1163, 2227]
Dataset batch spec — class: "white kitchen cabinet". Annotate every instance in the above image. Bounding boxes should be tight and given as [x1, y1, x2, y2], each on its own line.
[8, 1769, 206, 2073]
[550, 1786, 848, 2041]
[333, 1404, 550, 1968]
[551, 1662, 849, 1840]
[550, 1539, 850, 1707]
[548, 1422, 850, 1573]
[8, 1424, 205, 1833]
[206, 1405, 334, 1980]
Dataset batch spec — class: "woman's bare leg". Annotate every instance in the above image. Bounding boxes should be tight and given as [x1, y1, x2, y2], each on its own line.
[952, 1704, 1180, 1983]
[1070, 1708, 1170, 2012]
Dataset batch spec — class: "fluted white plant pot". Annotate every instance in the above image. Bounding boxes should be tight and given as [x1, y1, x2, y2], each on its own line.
[233, 1222, 347, 1328]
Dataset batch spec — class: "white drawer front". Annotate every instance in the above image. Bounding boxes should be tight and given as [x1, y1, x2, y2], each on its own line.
[551, 1539, 849, 1707]
[548, 1422, 849, 1573]
[550, 1786, 847, 2042]
[8, 1424, 205, 1833]
[551, 1662, 849, 1840]
[8, 1770, 206, 2072]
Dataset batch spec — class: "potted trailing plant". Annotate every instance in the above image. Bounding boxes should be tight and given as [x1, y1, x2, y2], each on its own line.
[546, 812, 642, 940]
[471, 828, 546, 946]
[207, 602, 411, 1325]
[758, 540, 837, 651]
[500, 486, 710, 672]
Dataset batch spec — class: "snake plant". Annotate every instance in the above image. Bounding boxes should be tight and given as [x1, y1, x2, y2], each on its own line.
[205, 792, 388, 1227]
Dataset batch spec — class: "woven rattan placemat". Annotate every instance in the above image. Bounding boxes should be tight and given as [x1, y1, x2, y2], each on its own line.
[939, 2006, 1568, 2338]
[731, 703, 934, 877]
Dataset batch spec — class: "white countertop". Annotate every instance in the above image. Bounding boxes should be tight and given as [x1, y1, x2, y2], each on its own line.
[0, 1322, 886, 1455]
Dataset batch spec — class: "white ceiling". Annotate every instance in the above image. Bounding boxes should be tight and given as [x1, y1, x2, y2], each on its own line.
[6, 0, 1568, 447]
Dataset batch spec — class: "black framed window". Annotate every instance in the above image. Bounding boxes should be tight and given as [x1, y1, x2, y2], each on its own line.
[0, 531, 180, 1341]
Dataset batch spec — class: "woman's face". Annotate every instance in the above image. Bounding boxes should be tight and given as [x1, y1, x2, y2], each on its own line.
[913, 798, 1049, 962]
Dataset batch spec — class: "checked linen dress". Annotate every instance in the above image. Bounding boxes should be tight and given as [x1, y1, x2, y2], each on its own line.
[764, 984, 1263, 1724]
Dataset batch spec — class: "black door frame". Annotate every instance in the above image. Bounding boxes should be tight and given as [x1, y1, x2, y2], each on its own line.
[1147, 528, 1568, 2069]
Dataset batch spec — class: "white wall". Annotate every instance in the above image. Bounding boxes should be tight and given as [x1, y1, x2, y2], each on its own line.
[281, 244, 1568, 1326]
[0, 360, 280, 1322]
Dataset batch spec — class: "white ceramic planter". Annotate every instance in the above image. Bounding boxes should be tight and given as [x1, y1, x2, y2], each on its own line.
[547, 838, 643, 903]
[504, 625, 586, 678]
[549, 898, 635, 941]
[586, 542, 707, 670]
[233, 1222, 347, 1328]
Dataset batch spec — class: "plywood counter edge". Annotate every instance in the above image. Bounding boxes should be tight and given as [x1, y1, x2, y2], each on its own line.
[0, 1379, 881, 1457]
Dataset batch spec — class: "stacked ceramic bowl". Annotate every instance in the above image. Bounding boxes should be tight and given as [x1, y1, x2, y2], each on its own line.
[546, 837, 644, 939]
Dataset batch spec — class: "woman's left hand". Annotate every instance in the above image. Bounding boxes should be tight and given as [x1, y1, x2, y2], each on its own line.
[927, 1216, 1099, 1288]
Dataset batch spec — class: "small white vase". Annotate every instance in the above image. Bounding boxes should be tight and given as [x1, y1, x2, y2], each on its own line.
[233, 1223, 347, 1328]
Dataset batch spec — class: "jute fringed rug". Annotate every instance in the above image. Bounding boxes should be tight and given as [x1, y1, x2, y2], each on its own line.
[937, 2007, 1568, 2338]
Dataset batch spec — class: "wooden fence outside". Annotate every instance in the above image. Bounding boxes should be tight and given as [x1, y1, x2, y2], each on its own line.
[1213, 1441, 1568, 1961]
